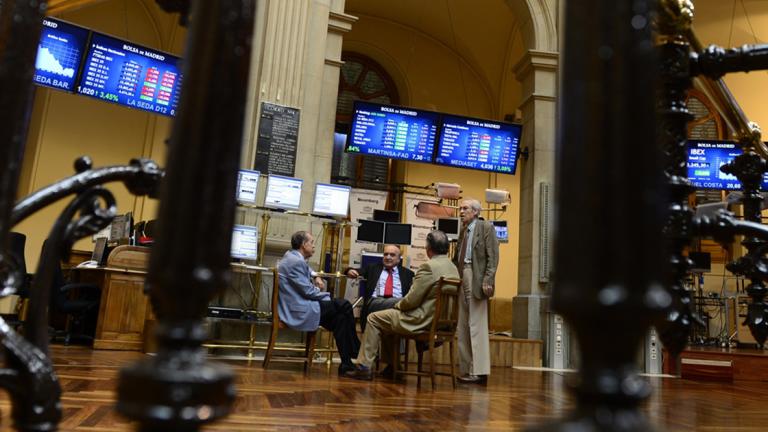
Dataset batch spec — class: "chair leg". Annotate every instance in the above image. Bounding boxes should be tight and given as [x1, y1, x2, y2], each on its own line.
[263, 324, 278, 369]
[416, 348, 423, 389]
[391, 335, 400, 380]
[449, 340, 457, 390]
[304, 331, 316, 374]
[403, 339, 409, 372]
[429, 341, 436, 391]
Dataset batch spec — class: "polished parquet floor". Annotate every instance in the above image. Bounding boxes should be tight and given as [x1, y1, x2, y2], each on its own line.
[1, 345, 766, 431]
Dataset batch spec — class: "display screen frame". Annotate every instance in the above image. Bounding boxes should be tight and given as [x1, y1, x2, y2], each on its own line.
[236, 169, 261, 204]
[312, 183, 352, 217]
[684, 139, 768, 191]
[264, 174, 303, 211]
[76, 31, 183, 117]
[344, 100, 440, 164]
[356, 219, 385, 243]
[384, 222, 413, 246]
[231, 224, 259, 261]
[34, 17, 90, 93]
[434, 113, 522, 175]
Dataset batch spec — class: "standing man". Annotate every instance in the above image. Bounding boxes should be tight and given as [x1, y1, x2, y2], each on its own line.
[344, 244, 415, 331]
[343, 230, 459, 380]
[454, 198, 499, 385]
[278, 231, 360, 375]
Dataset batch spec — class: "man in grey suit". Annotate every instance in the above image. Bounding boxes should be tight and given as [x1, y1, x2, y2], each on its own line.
[278, 231, 360, 375]
[454, 198, 499, 385]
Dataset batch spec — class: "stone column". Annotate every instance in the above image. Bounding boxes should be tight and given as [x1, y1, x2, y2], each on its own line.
[511, 50, 558, 341]
[241, 0, 356, 211]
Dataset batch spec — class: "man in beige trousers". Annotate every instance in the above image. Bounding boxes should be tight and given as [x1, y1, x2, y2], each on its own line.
[454, 198, 499, 385]
[343, 230, 459, 380]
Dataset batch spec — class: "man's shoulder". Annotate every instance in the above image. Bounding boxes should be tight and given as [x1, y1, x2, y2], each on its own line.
[279, 250, 301, 267]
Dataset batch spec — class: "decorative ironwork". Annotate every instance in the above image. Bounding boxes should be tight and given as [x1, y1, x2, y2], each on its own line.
[656, 0, 700, 359]
[692, 44, 768, 79]
[545, 0, 668, 430]
[117, 1, 256, 430]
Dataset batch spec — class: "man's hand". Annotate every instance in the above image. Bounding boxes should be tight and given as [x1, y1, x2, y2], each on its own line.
[482, 282, 495, 298]
[314, 276, 326, 291]
[346, 269, 359, 278]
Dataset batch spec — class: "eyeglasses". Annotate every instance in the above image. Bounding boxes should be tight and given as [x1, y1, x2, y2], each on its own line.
[383, 253, 399, 257]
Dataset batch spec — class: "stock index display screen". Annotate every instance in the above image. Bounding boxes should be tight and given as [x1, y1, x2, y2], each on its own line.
[345, 101, 439, 163]
[77, 32, 182, 116]
[435, 114, 521, 175]
[34, 18, 89, 92]
[686, 139, 768, 190]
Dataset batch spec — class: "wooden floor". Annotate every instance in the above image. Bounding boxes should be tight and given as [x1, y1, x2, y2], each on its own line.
[1, 345, 767, 431]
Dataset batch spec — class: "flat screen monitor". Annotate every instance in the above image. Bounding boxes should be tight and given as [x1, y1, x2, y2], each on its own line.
[236, 169, 260, 204]
[264, 175, 302, 210]
[357, 219, 385, 243]
[231, 224, 258, 261]
[373, 209, 400, 223]
[345, 101, 439, 163]
[435, 114, 522, 175]
[436, 217, 460, 241]
[491, 220, 508, 243]
[384, 223, 412, 245]
[313, 183, 351, 217]
[686, 140, 743, 191]
[34, 18, 90, 92]
[77, 32, 183, 117]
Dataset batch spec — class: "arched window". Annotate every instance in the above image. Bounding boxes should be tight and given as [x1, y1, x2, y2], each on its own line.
[331, 53, 400, 188]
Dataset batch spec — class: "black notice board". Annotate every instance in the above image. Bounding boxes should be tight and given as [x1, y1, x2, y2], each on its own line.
[254, 102, 300, 176]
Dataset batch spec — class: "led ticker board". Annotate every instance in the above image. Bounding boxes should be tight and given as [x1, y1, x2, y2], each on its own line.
[77, 32, 182, 116]
[435, 114, 521, 174]
[686, 139, 768, 190]
[34, 18, 89, 92]
[346, 101, 439, 163]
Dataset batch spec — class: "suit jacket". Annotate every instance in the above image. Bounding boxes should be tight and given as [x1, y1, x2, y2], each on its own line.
[453, 219, 499, 300]
[390, 254, 460, 334]
[277, 249, 330, 332]
[355, 263, 414, 299]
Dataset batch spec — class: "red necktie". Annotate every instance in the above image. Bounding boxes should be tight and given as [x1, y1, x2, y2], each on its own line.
[384, 268, 394, 297]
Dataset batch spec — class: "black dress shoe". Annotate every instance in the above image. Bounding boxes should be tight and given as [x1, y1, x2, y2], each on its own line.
[343, 366, 373, 381]
[457, 374, 487, 385]
[338, 363, 356, 376]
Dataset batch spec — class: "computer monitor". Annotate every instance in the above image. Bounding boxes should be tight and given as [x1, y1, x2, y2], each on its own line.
[312, 183, 351, 217]
[231, 224, 258, 261]
[264, 175, 303, 210]
[384, 223, 412, 245]
[373, 209, 400, 223]
[357, 219, 385, 243]
[436, 218, 460, 241]
[236, 169, 260, 204]
[491, 220, 508, 243]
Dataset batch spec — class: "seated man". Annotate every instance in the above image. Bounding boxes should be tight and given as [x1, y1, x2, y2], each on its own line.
[344, 244, 415, 331]
[278, 230, 360, 375]
[343, 230, 459, 380]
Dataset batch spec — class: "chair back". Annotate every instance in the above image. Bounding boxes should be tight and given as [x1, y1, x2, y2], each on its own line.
[429, 277, 461, 340]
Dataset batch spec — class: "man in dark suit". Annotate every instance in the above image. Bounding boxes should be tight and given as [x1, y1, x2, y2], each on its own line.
[278, 230, 360, 375]
[344, 244, 415, 331]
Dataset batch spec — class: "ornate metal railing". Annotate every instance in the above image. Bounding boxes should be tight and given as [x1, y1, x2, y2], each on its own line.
[0, 0, 255, 430]
[656, 0, 768, 358]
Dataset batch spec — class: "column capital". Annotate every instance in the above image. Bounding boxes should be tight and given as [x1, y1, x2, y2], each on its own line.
[513, 50, 559, 81]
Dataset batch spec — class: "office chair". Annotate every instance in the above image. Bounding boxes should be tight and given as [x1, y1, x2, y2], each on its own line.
[46, 243, 101, 345]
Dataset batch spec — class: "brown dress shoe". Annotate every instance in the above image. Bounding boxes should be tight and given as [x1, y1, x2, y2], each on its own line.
[457, 374, 487, 385]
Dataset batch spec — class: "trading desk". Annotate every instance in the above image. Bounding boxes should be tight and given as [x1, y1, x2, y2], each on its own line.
[74, 246, 150, 351]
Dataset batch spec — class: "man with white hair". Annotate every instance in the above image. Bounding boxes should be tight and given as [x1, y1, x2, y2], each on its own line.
[454, 198, 499, 385]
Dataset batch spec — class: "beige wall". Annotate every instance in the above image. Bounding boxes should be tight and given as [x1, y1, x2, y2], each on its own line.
[16, 0, 184, 269]
[342, 8, 527, 300]
[694, 1, 768, 132]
